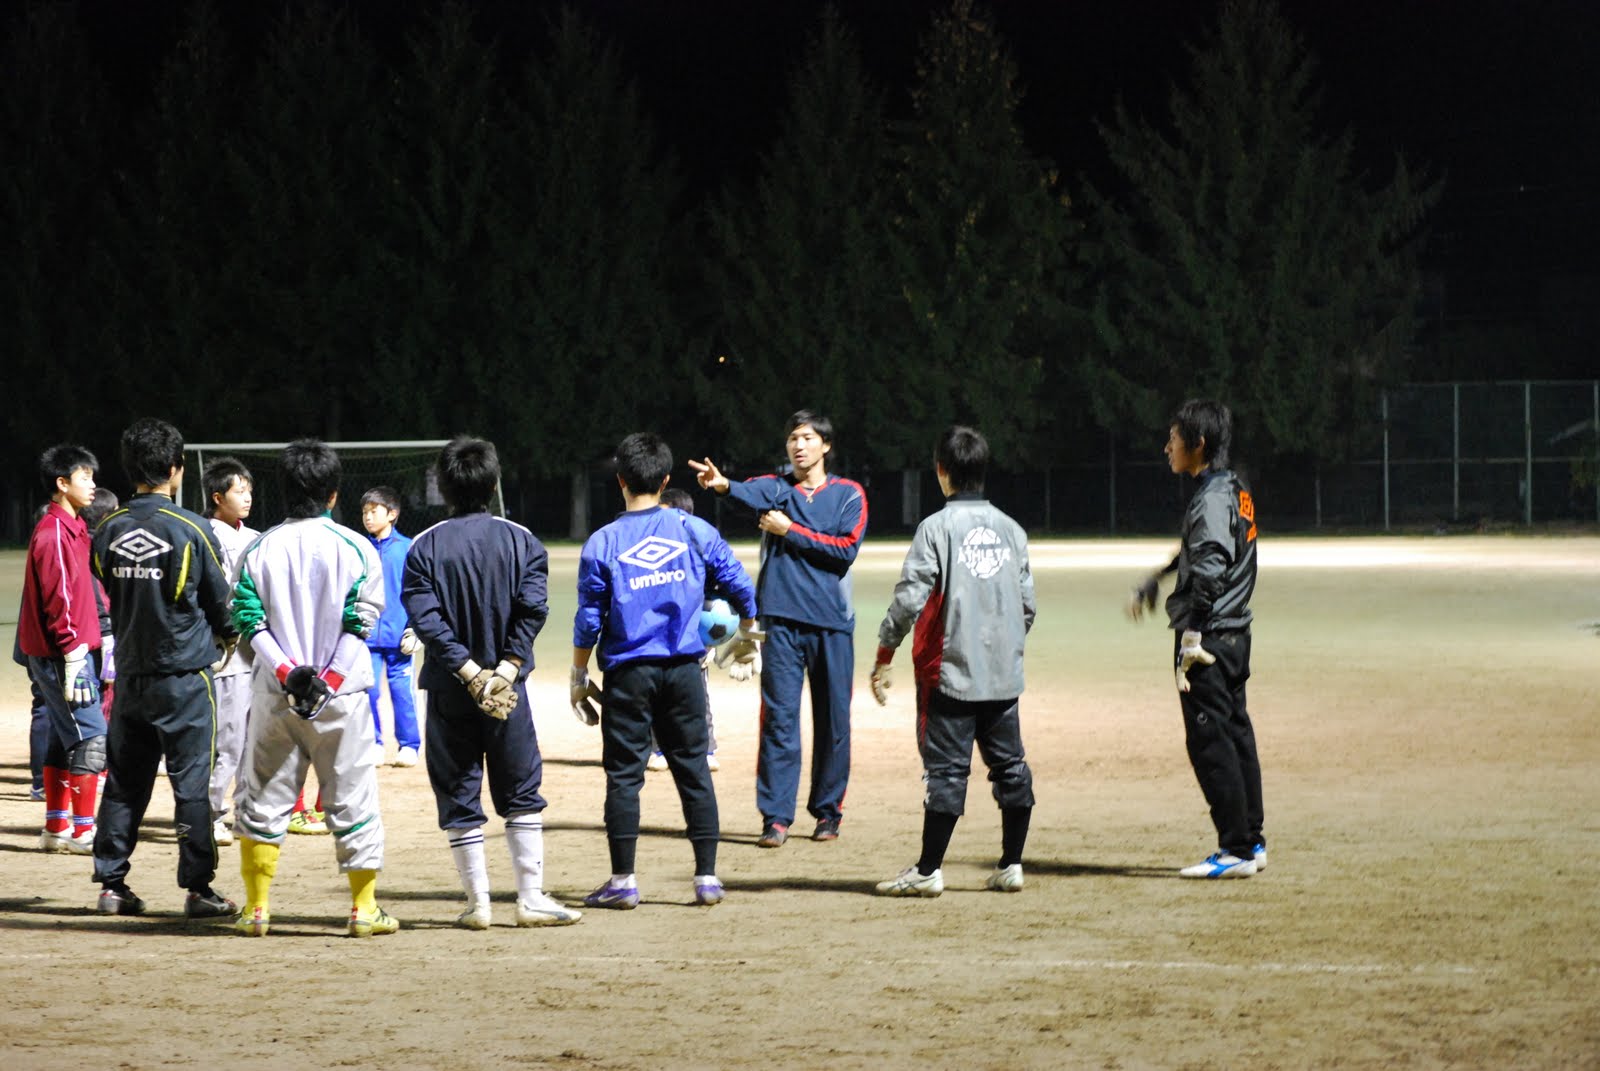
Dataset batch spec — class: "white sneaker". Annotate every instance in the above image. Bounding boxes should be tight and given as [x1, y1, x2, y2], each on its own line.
[706, 752, 720, 772]
[457, 897, 492, 930]
[874, 866, 943, 898]
[394, 746, 419, 768]
[516, 891, 582, 927]
[1179, 852, 1257, 879]
[985, 863, 1024, 892]
[66, 829, 95, 855]
[1253, 843, 1268, 871]
[38, 828, 73, 853]
[646, 751, 668, 772]
[213, 819, 234, 847]
[369, 744, 387, 768]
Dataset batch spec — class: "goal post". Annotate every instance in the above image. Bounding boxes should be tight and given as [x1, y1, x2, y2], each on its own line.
[180, 440, 505, 532]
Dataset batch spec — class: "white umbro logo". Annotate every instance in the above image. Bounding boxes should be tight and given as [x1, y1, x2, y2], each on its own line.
[619, 536, 687, 570]
[109, 528, 172, 563]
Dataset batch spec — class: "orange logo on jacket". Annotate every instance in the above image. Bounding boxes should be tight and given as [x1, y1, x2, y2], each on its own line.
[1238, 491, 1257, 542]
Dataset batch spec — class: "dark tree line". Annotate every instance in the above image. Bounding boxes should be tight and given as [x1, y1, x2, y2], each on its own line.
[1, 0, 1434, 525]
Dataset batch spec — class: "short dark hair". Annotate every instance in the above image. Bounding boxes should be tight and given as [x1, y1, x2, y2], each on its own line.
[280, 439, 341, 519]
[1170, 399, 1233, 469]
[936, 425, 989, 493]
[38, 444, 97, 496]
[361, 485, 401, 513]
[203, 457, 253, 512]
[81, 487, 119, 529]
[437, 436, 499, 513]
[785, 409, 833, 444]
[614, 433, 671, 495]
[120, 418, 185, 488]
[660, 487, 695, 514]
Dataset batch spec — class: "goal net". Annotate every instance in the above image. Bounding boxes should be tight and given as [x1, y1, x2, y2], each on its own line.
[180, 440, 505, 532]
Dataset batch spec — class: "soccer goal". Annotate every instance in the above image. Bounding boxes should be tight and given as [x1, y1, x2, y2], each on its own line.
[181, 440, 505, 531]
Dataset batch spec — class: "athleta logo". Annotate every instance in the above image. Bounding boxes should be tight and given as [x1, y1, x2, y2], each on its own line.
[959, 526, 1010, 580]
[620, 535, 689, 591]
[108, 528, 170, 579]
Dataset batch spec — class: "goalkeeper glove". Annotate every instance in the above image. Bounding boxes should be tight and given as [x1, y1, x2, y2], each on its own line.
[284, 664, 333, 719]
[714, 622, 765, 682]
[869, 662, 892, 706]
[399, 628, 420, 656]
[569, 665, 600, 726]
[476, 660, 520, 720]
[1126, 572, 1161, 622]
[62, 644, 94, 707]
[101, 635, 116, 684]
[1175, 630, 1216, 693]
[211, 633, 240, 673]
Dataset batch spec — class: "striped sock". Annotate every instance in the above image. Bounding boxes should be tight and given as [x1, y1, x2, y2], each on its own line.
[505, 813, 545, 901]
[447, 826, 489, 901]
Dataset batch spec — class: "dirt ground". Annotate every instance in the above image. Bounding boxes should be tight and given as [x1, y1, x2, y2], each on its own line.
[0, 535, 1595, 1070]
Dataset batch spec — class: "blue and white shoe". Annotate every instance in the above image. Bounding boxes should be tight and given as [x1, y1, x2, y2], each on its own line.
[1253, 843, 1268, 871]
[1179, 852, 1257, 879]
[583, 877, 641, 910]
[694, 875, 725, 906]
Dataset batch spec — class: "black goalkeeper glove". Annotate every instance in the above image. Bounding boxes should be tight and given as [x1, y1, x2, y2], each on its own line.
[284, 664, 333, 720]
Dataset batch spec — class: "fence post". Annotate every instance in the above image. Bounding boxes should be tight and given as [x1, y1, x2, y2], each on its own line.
[1381, 390, 1391, 531]
[1524, 380, 1533, 526]
[1452, 382, 1460, 521]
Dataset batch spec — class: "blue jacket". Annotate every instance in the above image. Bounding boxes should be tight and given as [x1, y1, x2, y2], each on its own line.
[366, 529, 413, 649]
[726, 473, 867, 632]
[574, 505, 756, 672]
[401, 511, 549, 692]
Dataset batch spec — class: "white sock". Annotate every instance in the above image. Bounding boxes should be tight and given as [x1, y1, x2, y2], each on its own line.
[447, 826, 489, 901]
[505, 813, 545, 902]
[610, 873, 637, 889]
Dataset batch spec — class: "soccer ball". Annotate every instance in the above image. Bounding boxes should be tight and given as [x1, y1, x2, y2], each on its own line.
[699, 598, 739, 647]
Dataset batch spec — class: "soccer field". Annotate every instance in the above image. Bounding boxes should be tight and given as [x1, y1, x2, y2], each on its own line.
[0, 537, 1595, 1069]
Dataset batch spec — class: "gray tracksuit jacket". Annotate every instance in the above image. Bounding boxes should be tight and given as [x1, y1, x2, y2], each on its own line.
[1165, 468, 1257, 633]
[876, 494, 1035, 702]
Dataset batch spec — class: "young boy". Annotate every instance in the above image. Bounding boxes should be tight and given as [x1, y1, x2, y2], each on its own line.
[573, 433, 758, 909]
[231, 439, 396, 937]
[18, 445, 107, 855]
[205, 457, 258, 847]
[869, 426, 1036, 897]
[401, 436, 580, 929]
[1126, 399, 1265, 879]
[90, 419, 237, 918]
[650, 487, 720, 774]
[360, 486, 421, 768]
[690, 410, 868, 847]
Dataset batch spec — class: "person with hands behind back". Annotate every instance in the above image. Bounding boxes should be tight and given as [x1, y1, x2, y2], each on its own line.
[1126, 399, 1265, 880]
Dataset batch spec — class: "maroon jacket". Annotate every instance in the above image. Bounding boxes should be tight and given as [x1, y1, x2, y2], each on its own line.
[18, 501, 101, 658]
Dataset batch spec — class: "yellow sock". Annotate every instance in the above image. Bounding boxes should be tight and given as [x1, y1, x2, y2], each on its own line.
[239, 838, 280, 913]
[348, 868, 378, 915]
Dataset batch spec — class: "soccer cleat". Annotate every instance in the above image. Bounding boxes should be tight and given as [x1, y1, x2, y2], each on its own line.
[812, 817, 841, 842]
[38, 828, 73, 853]
[66, 829, 95, 855]
[97, 884, 146, 916]
[1253, 843, 1268, 871]
[706, 752, 720, 773]
[235, 905, 271, 937]
[394, 746, 419, 768]
[646, 751, 668, 772]
[348, 905, 400, 938]
[457, 898, 493, 930]
[213, 819, 234, 847]
[288, 808, 329, 835]
[985, 863, 1025, 892]
[185, 887, 237, 919]
[1179, 852, 1257, 879]
[516, 891, 583, 927]
[756, 822, 789, 849]
[694, 876, 725, 906]
[30, 786, 45, 801]
[875, 866, 944, 898]
[582, 878, 640, 910]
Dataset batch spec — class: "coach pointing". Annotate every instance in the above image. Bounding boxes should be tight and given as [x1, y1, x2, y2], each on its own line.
[690, 410, 868, 848]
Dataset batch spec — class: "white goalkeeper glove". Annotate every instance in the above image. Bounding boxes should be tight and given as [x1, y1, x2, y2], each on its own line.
[569, 665, 600, 726]
[62, 644, 94, 706]
[1126, 572, 1161, 622]
[869, 662, 892, 706]
[101, 635, 117, 684]
[399, 628, 420, 656]
[715, 622, 765, 682]
[476, 660, 519, 720]
[1175, 630, 1216, 693]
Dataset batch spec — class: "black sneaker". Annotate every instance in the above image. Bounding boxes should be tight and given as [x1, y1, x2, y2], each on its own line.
[812, 817, 841, 842]
[97, 884, 146, 916]
[757, 822, 789, 848]
[185, 887, 237, 919]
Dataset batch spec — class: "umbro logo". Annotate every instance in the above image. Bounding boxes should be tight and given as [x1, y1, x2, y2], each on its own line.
[619, 536, 689, 591]
[108, 528, 171, 579]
